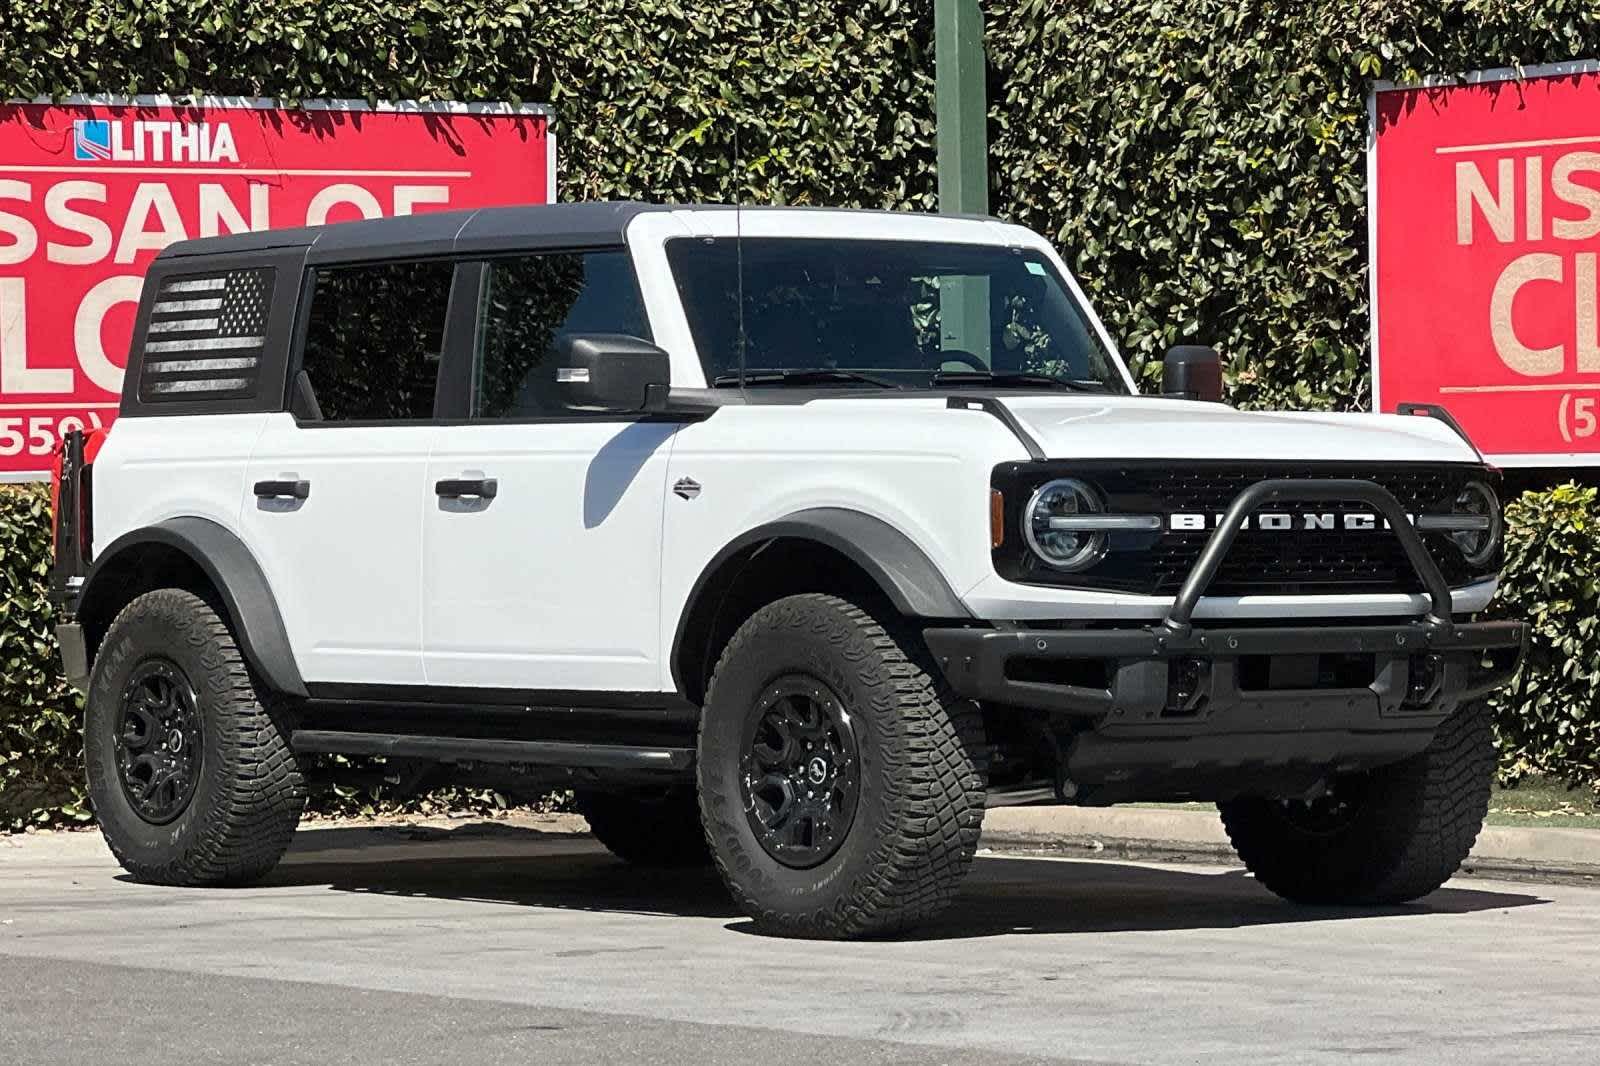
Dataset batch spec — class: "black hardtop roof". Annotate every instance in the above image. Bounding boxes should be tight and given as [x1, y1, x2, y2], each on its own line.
[155, 201, 678, 262]
[154, 202, 1004, 264]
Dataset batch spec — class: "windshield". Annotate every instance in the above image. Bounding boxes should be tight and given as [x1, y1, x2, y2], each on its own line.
[665, 237, 1130, 392]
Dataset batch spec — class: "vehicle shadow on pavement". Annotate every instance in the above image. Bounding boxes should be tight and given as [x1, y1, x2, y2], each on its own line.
[264, 822, 742, 919]
[894, 856, 1543, 941]
[254, 822, 1546, 939]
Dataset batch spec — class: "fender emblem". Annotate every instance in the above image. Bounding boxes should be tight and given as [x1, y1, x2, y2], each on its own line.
[673, 477, 702, 500]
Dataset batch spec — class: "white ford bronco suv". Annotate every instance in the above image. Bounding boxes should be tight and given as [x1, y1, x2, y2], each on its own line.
[51, 204, 1525, 939]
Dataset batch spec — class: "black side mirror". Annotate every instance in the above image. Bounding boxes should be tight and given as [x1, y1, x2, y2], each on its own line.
[554, 333, 670, 412]
[1162, 345, 1223, 403]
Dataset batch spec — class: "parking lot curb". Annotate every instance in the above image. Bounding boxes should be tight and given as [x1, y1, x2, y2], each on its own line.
[979, 805, 1600, 885]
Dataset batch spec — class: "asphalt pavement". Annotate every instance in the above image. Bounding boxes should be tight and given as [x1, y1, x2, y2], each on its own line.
[2, 818, 1596, 1065]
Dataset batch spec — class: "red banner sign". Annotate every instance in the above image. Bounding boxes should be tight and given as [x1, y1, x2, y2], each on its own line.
[0, 97, 553, 479]
[1371, 62, 1600, 465]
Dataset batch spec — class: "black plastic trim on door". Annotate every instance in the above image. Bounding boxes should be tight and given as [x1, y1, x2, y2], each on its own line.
[434, 261, 486, 420]
[434, 477, 498, 500]
[253, 479, 311, 500]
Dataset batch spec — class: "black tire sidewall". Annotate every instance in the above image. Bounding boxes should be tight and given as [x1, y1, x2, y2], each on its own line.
[1219, 701, 1494, 904]
[576, 789, 710, 866]
[85, 593, 240, 873]
[698, 599, 903, 923]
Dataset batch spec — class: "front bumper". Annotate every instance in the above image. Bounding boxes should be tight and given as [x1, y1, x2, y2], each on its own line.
[924, 616, 1525, 720]
[927, 476, 1527, 797]
[924, 617, 1524, 793]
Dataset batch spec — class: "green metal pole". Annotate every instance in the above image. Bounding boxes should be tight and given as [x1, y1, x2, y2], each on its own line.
[935, 0, 988, 217]
[935, 0, 990, 359]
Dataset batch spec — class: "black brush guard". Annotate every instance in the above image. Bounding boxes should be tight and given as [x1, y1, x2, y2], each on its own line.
[925, 479, 1526, 792]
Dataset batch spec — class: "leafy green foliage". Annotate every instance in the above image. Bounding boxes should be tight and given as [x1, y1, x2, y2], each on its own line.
[0, 0, 939, 211]
[0, 486, 87, 829]
[1490, 485, 1600, 789]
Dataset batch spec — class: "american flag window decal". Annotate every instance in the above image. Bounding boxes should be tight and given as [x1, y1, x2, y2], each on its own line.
[139, 268, 274, 400]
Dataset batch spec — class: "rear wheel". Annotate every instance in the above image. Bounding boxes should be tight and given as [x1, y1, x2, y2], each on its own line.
[85, 589, 305, 886]
[575, 789, 710, 867]
[697, 593, 986, 939]
[1219, 701, 1494, 905]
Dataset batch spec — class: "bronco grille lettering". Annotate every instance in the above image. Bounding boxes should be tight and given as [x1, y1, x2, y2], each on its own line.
[1166, 512, 1416, 532]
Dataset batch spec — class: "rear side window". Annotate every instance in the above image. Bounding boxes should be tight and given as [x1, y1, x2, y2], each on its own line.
[138, 267, 275, 402]
[472, 250, 650, 419]
[296, 260, 455, 421]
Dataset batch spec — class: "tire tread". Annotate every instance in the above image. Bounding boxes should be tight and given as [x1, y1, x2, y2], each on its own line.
[699, 593, 986, 938]
[1219, 701, 1493, 905]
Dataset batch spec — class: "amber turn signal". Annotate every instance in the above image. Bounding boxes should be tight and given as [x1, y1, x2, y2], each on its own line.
[990, 488, 1005, 549]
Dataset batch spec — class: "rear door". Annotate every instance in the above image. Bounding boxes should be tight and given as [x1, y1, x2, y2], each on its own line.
[240, 258, 456, 686]
[421, 249, 677, 692]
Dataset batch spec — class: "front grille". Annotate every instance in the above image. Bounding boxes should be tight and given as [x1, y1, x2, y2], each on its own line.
[1136, 466, 1466, 515]
[992, 461, 1496, 597]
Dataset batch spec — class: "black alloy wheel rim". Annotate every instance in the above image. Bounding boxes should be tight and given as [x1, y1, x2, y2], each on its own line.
[114, 658, 204, 824]
[739, 674, 861, 869]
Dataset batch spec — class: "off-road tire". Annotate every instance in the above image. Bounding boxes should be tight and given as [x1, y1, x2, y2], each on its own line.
[1218, 700, 1494, 905]
[575, 789, 711, 867]
[84, 589, 305, 886]
[698, 593, 986, 939]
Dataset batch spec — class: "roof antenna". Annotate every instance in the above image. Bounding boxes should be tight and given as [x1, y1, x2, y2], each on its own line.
[733, 107, 747, 392]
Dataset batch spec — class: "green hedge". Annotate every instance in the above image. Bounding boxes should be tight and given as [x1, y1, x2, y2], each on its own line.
[2, 1, 939, 210]
[1490, 485, 1600, 788]
[0, 486, 87, 828]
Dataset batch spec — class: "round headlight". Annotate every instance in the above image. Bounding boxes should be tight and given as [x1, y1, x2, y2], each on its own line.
[1451, 481, 1502, 567]
[1024, 478, 1108, 572]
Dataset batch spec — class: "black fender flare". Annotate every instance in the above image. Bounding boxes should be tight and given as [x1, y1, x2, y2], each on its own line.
[79, 517, 306, 697]
[670, 507, 972, 696]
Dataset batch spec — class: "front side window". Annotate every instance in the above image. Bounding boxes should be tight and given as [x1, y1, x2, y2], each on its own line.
[472, 250, 651, 418]
[296, 260, 455, 421]
[665, 237, 1128, 393]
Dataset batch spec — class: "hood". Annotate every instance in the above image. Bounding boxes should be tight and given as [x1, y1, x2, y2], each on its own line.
[994, 395, 1481, 465]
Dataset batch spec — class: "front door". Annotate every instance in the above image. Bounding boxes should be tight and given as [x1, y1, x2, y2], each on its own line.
[240, 258, 455, 686]
[421, 250, 676, 692]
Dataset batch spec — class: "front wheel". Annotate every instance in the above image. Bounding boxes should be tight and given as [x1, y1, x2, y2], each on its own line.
[697, 593, 987, 939]
[1219, 700, 1494, 905]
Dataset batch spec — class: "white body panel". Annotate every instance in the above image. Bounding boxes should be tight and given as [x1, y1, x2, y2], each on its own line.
[653, 393, 1494, 689]
[90, 413, 266, 547]
[656, 399, 1020, 690]
[423, 421, 676, 691]
[997, 395, 1476, 464]
[239, 415, 436, 685]
[89, 207, 1501, 700]
[959, 574, 1498, 622]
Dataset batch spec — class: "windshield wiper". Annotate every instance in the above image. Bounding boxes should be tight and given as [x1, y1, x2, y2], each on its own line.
[711, 368, 899, 389]
[930, 369, 1107, 392]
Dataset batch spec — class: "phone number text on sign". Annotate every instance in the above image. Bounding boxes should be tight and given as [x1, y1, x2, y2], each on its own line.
[0, 97, 554, 479]
[0, 410, 105, 460]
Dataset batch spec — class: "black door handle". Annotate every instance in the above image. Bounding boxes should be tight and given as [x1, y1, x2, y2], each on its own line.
[435, 477, 498, 500]
[254, 479, 310, 500]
